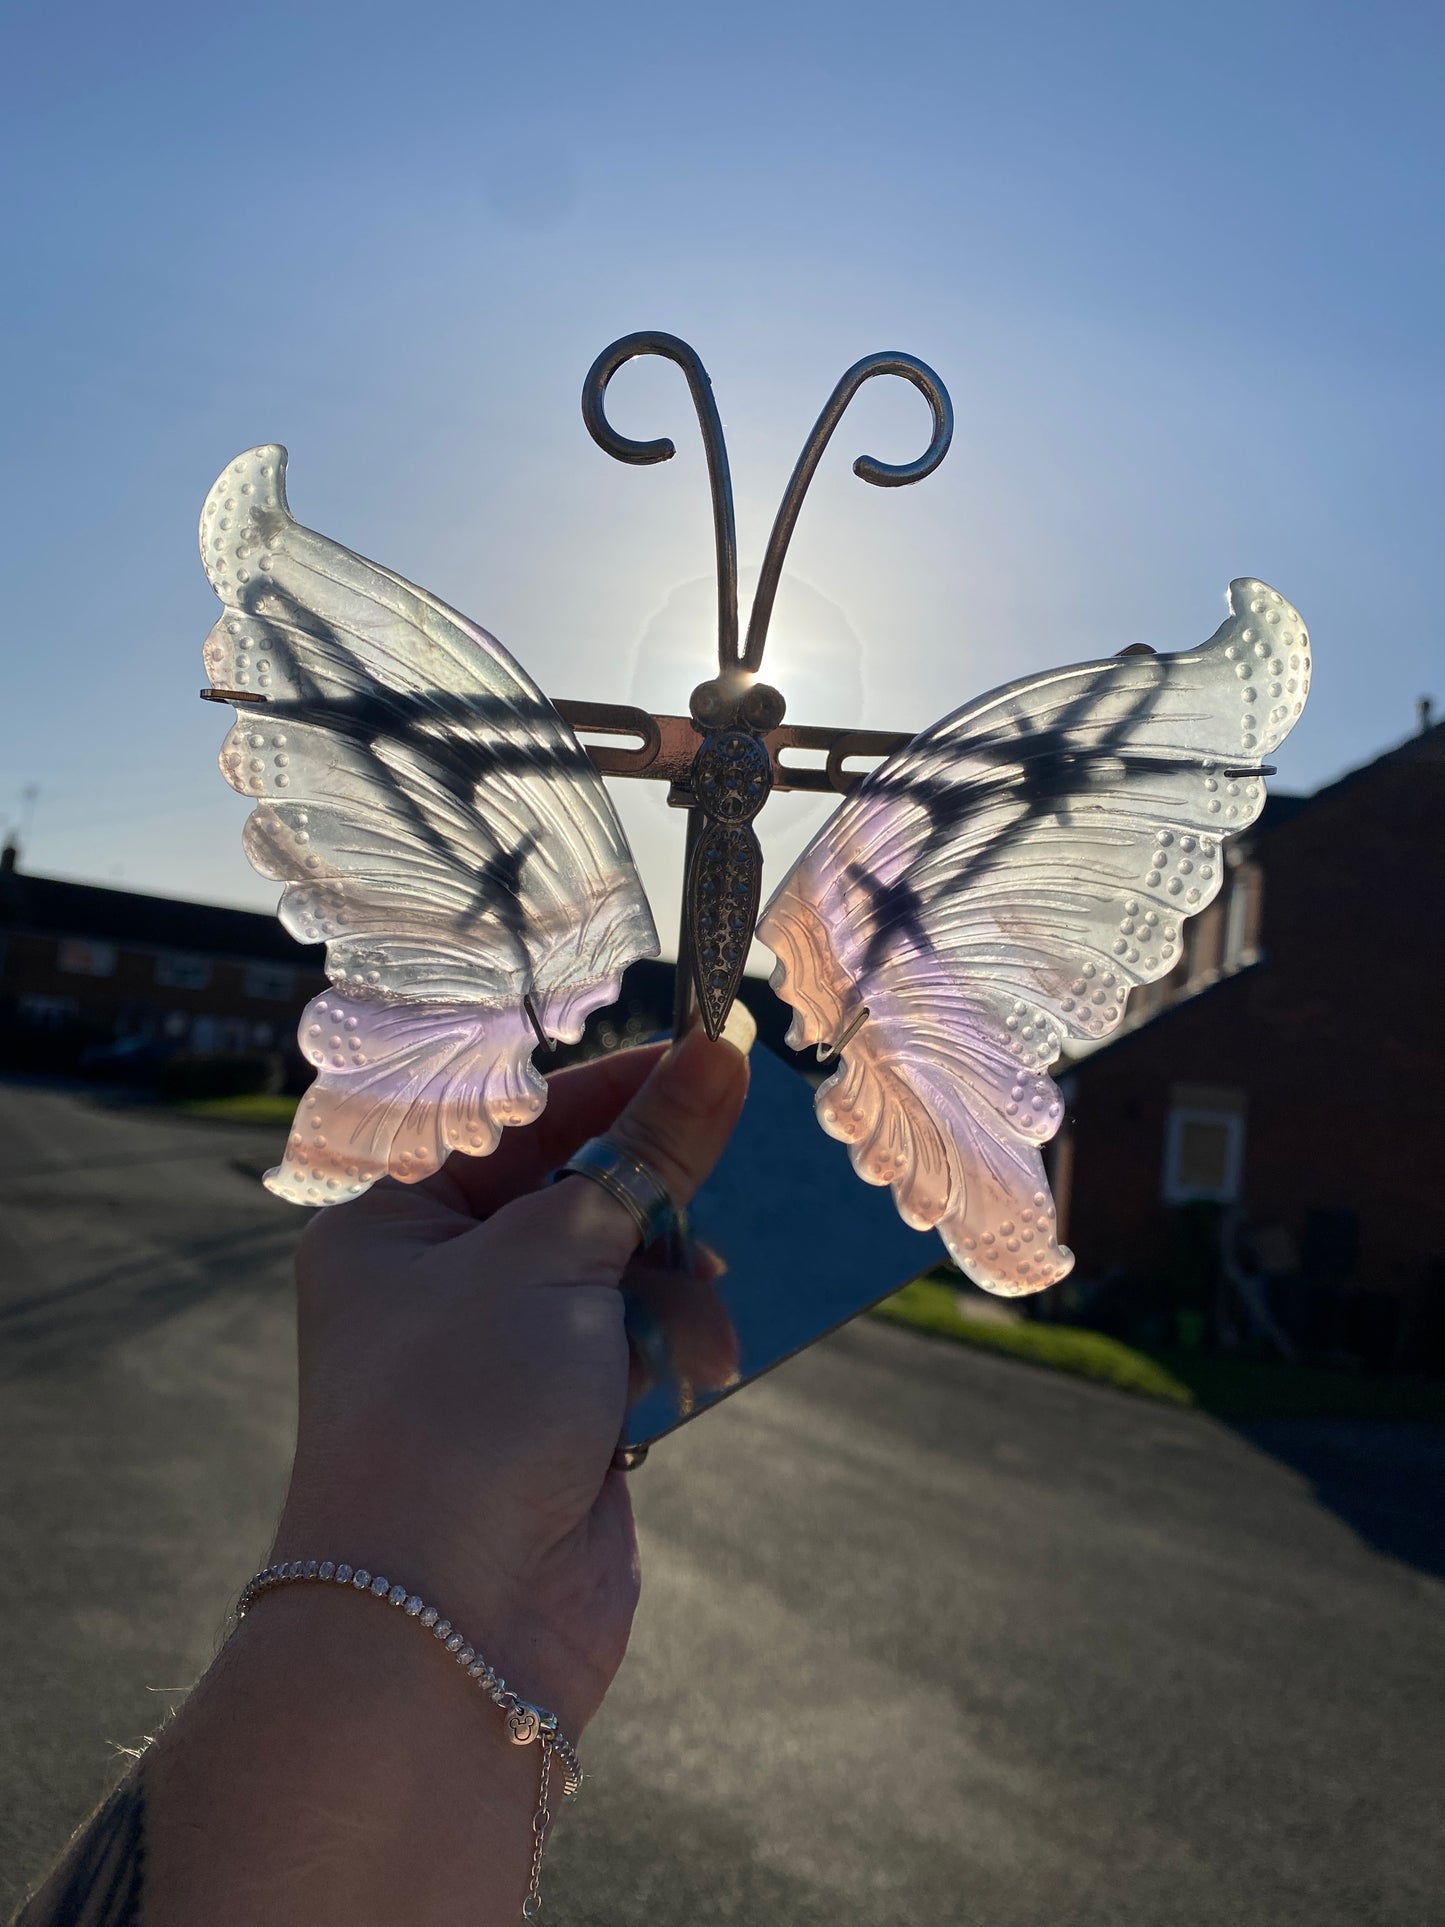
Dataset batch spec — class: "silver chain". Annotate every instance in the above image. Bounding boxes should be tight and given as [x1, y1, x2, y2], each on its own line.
[238, 1558, 581, 1916]
[522, 1739, 554, 1919]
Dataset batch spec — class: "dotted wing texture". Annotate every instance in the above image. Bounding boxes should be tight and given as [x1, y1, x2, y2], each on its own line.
[200, 446, 659, 1204]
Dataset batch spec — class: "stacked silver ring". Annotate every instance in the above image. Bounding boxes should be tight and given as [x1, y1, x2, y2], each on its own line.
[554, 1136, 677, 1248]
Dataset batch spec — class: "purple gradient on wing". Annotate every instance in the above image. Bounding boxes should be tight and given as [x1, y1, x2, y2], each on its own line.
[758, 580, 1312, 1296]
[761, 883, 1071, 1295]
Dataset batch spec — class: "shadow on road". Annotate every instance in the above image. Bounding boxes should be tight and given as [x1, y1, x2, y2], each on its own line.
[0, 1221, 301, 1380]
[1233, 1417, 1445, 1580]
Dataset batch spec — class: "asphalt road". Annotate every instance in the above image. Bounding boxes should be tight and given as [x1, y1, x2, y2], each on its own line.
[2, 1080, 1441, 1924]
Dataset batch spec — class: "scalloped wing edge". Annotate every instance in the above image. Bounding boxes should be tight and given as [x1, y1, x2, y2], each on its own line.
[761, 894, 1072, 1295]
[264, 977, 637, 1205]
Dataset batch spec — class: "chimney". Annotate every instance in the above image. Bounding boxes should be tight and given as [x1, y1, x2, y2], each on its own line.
[0, 840, 16, 876]
[1419, 696, 1435, 735]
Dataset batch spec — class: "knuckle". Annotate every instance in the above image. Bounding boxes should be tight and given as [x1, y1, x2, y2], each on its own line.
[608, 1110, 691, 1206]
[533, 1179, 640, 1273]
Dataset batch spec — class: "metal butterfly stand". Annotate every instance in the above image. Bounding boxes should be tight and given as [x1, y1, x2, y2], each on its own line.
[555, 334, 958, 1455]
[558, 331, 953, 1049]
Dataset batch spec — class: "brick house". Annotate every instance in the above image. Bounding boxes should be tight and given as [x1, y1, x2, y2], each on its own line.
[1050, 720, 1445, 1370]
[0, 845, 790, 1082]
[0, 842, 325, 1072]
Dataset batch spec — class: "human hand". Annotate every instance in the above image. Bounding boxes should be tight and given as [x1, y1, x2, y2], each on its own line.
[271, 1028, 750, 1737]
[622, 1235, 741, 1405]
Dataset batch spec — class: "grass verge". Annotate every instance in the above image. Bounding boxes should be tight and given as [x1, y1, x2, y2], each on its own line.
[178, 1093, 300, 1125]
[1132, 1349, 1445, 1423]
[872, 1277, 1196, 1406]
[872, 1276, 1445, 1422]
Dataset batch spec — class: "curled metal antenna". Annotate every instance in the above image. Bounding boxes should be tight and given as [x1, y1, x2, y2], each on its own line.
[743, 353, 952, 674]
[582, 331, 739, 675]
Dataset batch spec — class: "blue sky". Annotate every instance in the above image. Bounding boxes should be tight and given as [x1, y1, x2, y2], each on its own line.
[2, 0, 1441, 951]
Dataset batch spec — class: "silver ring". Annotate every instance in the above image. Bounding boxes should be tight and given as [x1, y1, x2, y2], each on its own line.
[554, 1136, 678, 1249]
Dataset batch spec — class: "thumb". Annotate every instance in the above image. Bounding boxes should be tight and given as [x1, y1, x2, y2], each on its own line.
[490, 1026, 751, 1285]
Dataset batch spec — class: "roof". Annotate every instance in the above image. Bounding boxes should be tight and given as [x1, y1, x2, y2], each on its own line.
[1252, 718, 1444, 843]
[2, 723, 1434, 989]
[1065, 719, 1443, 1072]
[1256, 791, 1312, 833]
[0, 861, 322, 967]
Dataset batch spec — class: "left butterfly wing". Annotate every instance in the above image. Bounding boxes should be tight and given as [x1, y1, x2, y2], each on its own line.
[756, 579, 1310, 1295]
[201, 445, 659, 1203]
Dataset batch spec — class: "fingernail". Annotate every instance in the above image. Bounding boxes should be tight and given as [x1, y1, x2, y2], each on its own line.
[720, 1001, 757, 1057]
[665, 1026, 748, 1108]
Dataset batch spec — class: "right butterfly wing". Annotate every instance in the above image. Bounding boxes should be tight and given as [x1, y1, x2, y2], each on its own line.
[201, 445, 659, 1203]
[758, 579, 1310, 1294]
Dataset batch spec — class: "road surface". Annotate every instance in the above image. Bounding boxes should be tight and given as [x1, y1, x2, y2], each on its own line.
[2, 1079, 1440, 1923]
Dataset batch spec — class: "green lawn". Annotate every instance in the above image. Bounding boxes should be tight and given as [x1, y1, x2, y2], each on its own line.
[178, 1092, 300, 1125]
[872, 1275, 1445, 1422]
[873, 1278, 1197, 1405]
[1132, 1347, 1445, 1422]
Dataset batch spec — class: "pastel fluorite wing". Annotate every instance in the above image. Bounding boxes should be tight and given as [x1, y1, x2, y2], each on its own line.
[757, 580, 1311, 1295]
[201, 445, 658, 1204]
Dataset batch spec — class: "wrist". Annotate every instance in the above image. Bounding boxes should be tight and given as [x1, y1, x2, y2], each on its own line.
[266, 1494, 616, 1738]
[148, 1581, 547, 1924]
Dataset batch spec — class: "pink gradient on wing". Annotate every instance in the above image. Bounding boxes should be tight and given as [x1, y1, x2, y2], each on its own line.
[761, 886, 1072, 1296]
[266, 991, 551, 1204]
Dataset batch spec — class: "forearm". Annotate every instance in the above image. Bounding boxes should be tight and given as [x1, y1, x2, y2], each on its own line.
[18, 1585, 568, 1927]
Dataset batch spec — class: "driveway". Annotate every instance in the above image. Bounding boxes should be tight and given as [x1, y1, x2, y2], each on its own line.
[2, 1081, 1439, 1924]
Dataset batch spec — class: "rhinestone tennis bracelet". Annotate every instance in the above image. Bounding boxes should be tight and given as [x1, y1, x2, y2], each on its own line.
[238, 1558, 581, 1918]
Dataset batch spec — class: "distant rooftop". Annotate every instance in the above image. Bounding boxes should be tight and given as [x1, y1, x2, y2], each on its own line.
[0, 846, 320, 966]
[1, 716, 1436, 972]
[1253, 714, 1442, 842]
[1256, 791, 1311, 834]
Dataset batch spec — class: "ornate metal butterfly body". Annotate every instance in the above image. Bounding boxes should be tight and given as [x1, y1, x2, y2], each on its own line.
[200, 336, 1309, 1297]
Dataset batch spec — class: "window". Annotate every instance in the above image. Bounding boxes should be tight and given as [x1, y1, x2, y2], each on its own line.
[155, 952, 212, 990]
[1162, 1105, 1245, 1204]
[245, 962, 295, 1001]
[1185, 907, 1222, 989]
[57, 938, 117, 977]
[18, 993, 79, 1026]
[1223, 863, 1261, 970]
[188, 1015, 251, 1053]
[1128, 977, 1166, 1023]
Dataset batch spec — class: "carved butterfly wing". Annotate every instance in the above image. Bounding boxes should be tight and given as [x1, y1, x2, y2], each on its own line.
[201, 445, 659, 1204]
[756, 580, 1311, 1294]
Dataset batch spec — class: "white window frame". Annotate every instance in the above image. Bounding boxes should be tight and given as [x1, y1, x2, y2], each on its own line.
[1223, 861, 1262, 971]
[1162, 1105, 1246, 1205]
[1184, 915, 1215, 990]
